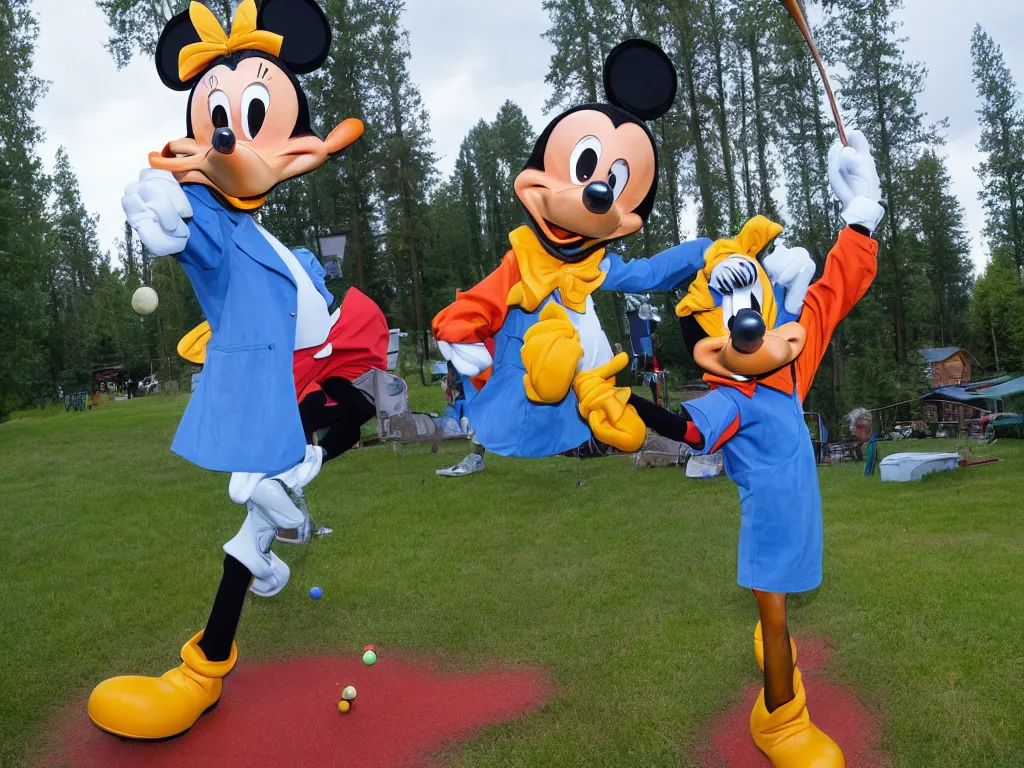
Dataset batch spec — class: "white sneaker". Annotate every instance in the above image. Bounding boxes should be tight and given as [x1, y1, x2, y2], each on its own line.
[436, 453, 485, 477]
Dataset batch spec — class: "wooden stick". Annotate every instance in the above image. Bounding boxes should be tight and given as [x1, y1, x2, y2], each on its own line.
[780, 0, 848, 146]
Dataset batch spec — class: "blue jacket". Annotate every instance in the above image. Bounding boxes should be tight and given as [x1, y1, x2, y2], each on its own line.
[169, 185, 332, 474]
[468, 239, 712, 457]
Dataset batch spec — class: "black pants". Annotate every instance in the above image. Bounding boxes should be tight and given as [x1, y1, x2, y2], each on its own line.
[197, 377, 376, 662]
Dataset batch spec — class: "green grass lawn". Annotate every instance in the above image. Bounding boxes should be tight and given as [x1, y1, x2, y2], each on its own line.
[2, 390, 1023, 767]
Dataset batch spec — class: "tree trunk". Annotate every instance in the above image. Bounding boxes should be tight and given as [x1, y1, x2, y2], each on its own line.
[707, 0, 738, 231]
[738, 54, 755, 219]
[676, 19, 718, 237]
[748, 32, 776, 220]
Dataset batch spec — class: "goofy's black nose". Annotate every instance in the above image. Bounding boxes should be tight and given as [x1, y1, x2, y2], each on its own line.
[730, 308, 766, 354]
[582, 181, 614, 214]
[212, 127, 236, 155]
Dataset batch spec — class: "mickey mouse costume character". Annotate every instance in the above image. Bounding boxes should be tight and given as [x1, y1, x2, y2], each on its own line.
[87, 0, 387, 739]
[573, 131, 884, 767]
[432, 40, 712, 458]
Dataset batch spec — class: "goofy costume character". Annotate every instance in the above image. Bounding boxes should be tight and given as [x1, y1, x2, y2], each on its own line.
[573, 131, 885, 767]
[87, 0, 387, 740]
[433, 40, 711, 458]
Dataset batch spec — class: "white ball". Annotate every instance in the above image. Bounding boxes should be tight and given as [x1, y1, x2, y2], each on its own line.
[132, 286, 159, 316]
[341, 685, 357, 701]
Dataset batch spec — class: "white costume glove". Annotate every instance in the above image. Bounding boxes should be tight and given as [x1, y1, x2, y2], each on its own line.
[763, 242, 816, 315]
[709, 256, 759, 295]
[437, 340, 493, 378]
[828, 129, 884, 234]
[122, 169, 193, 256]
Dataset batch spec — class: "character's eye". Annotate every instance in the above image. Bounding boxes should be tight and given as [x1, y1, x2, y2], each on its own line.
[608, 159, 630, 200]
[208, 90, 231, 130]
[241, 83, 271, 140]
[722, 280, 765, 330]
[570, 136, 602, 184]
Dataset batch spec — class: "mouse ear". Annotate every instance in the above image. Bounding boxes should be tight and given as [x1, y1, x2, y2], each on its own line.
[258, 0, 332, 75]
[603, 39, 678, 121]
[155, 8, 203, 91]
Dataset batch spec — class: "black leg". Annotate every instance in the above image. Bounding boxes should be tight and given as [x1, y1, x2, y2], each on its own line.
[300, 378, 376, 463]
[198, 554, 252, 662]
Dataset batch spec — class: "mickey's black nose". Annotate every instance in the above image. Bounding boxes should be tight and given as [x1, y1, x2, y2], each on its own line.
[212, 127, 236, 155]
[582, 182, 614, 214]
[730, 308, 766, 354]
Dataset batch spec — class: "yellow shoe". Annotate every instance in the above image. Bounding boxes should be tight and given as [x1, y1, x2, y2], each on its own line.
[749, 669, 845, 768]
[88, 631, 237, 739]
[754, 620, 798, 671]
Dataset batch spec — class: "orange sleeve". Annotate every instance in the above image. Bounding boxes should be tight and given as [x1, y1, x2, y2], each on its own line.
[795, 227, 879, 401]
[431, 250, 521, 344]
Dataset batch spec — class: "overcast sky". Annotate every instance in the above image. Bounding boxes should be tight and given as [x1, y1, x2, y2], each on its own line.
[30, 0, 1024, 274]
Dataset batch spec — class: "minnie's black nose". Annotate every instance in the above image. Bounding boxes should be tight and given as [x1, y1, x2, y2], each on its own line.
[582, 182, 614, 214]
[730, 308, 766, 354]
[212, 127, 236, 155]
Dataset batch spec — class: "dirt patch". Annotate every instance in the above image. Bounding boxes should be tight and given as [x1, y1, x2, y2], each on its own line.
[692, 636, 889, 768]
[39, 654, 553, 768]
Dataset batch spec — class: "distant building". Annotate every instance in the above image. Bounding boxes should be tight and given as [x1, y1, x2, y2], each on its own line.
[919, 347, 970, 388]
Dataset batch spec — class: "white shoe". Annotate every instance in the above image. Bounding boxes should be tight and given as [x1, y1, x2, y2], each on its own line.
[436, 453, 485, 477]
[223, 504, 291, 597]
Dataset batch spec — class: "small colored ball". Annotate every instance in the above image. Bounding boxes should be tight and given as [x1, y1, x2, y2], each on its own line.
[341, 685, 357, 701]
[309, 586, 323, 600]
[337, 700, 350, 713]
[362, 650, 377, 666]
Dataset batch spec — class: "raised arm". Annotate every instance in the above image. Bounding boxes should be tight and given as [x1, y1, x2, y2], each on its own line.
[795, 129, 884, 401]
[600, 238, 712, 293]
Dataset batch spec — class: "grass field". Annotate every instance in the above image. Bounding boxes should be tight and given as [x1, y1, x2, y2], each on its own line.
[2, 389, 1023, 767]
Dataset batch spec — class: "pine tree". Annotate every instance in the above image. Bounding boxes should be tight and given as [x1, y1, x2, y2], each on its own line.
[907, 151, 974, 348]
[0, 0, 51, 416]
[542, 0, 621, 110]
[972, 252, 1024, 372]
[970, 25, 1024, 272]
[825, 0, 937, 364]
[363, 0, 437, 359]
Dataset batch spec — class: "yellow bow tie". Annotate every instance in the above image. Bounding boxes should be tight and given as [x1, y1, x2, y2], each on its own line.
[505, 226, 607, 313]
[178, 0, 284, 83]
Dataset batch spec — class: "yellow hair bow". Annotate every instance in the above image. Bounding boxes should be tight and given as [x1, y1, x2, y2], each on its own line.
[675, 216, 783, 336]
[178, 0, 284, 82]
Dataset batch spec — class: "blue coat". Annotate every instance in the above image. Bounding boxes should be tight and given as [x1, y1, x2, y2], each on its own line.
[467, 239, 712, 458]
[169, 185, 333, 474]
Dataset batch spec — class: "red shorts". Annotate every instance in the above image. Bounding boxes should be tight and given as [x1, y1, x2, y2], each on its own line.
[293, 288, 389, 401]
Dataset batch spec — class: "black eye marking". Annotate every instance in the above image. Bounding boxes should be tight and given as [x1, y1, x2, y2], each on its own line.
[751, 294, 761, 314]
[247, 98, 266, 136]
[212, 105, 229, 129]
[576, 148, 598, 182]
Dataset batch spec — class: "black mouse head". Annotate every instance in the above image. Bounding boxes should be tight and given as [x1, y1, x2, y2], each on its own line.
[148, 0, 363, 211]
[514, 39, 678, 262]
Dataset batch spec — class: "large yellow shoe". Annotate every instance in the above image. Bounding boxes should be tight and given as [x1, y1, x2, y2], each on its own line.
[88, 630, 237, 739]
[749, 668, 845, 768]
[753, 620, 798, 671]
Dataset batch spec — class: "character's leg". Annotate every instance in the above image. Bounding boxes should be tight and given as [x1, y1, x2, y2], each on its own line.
[304, 377, 376, 463]
[87, 555, 246, 740]
[748, 590, 844, 768]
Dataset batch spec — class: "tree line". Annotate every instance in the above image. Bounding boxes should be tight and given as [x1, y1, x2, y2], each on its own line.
[1, 0, 1022, 428]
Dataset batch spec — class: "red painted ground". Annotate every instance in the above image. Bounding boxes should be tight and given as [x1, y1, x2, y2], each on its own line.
[692, 637, 890, 768]
[40, 655, 553, 768]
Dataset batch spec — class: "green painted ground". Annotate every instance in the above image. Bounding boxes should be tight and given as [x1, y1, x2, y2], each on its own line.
[2, 391, 1022, 767]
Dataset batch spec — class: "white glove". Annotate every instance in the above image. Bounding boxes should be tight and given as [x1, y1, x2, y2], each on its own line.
[709, 256, 758, 295]
[828, 129, 884, 234]
[122, 169, 193, 257]
[762, 242, 816, 315]
[437, 340, 492, 377]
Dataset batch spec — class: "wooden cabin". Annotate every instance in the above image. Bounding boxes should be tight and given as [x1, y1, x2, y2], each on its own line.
[919, 347, 970, 388]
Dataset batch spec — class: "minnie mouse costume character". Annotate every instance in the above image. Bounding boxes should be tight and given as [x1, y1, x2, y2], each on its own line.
[574, 131, 885, 767]
[432, 40, 712, 458]
[88, 0, 387, 740]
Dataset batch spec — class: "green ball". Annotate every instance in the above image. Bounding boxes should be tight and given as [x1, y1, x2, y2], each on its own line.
[362, 650, 377, 666]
